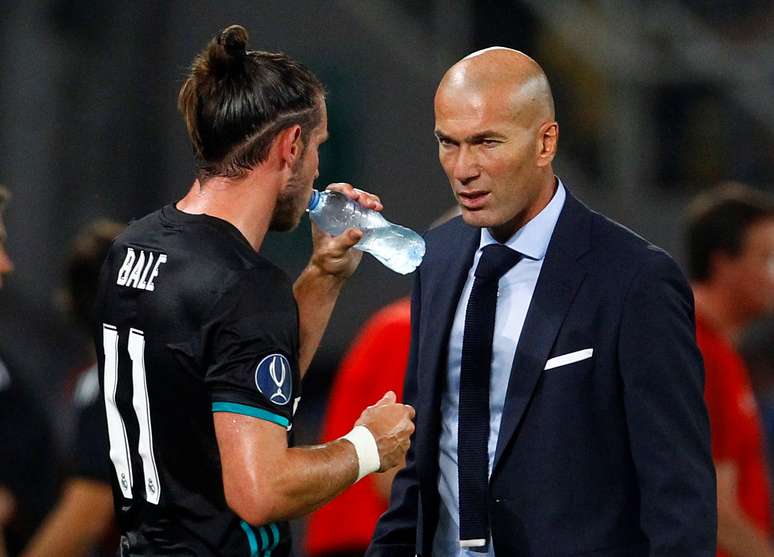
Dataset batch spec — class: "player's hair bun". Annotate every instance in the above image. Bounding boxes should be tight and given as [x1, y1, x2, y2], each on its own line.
[179, 23, 324, 179]
[207, 24, 249, 74]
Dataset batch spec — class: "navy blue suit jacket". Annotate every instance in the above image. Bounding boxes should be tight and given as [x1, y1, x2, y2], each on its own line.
[367, 191, 716, 556]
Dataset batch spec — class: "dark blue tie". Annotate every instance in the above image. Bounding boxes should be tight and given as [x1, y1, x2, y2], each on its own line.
[458, 243, 522, 550]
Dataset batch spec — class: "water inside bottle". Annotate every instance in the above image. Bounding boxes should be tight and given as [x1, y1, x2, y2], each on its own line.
[308, 189, 425, 274]
[358, 224, 425, 275]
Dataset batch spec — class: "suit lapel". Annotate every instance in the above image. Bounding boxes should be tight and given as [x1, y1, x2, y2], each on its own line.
[492, 192, 591, 474]
[416, 219, 478, 477]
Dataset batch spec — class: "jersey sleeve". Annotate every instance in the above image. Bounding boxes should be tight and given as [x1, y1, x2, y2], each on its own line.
[204, 267, 300, 429]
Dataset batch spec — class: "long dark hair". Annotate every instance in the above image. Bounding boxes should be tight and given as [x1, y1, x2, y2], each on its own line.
[178, 25, 324, 180]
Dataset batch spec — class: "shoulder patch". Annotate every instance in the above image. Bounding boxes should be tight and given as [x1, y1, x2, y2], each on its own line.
[255, 354, 292, 406]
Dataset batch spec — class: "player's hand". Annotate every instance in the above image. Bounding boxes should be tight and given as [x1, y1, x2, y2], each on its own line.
[325, 183, 383, 212]
[355, 391, 415, 472]
[308, 183, 384, 279]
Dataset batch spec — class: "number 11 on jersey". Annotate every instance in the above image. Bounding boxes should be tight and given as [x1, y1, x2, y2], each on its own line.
[102, 324, 161, 504]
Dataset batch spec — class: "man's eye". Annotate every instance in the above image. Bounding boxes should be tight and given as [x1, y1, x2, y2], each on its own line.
[481, 139, 499, 147]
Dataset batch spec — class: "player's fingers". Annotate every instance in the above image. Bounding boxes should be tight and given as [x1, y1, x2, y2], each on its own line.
[401, 415, 415, 434]
[325, 182, 356, 197]
[374, 391, 397, 406]
[325, 228, 363, 255]
[325, 183, 383, 211]
[404, 404, 416, 420]
[352, 188, 383, 211]
[309, 221, 335, 245]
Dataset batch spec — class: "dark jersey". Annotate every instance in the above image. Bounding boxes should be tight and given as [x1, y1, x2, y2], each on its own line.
[94, 205, 300, 556]
[0, 352, 61, 555]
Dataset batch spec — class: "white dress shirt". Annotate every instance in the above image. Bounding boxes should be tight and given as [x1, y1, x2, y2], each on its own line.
[434, 181, 566, 556]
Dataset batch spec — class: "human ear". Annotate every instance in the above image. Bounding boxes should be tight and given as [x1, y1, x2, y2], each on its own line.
[275, 125, 303, 170]
[537, 121, 558, 167]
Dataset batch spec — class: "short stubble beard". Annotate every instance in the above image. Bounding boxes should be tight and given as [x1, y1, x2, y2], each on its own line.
[269, 156, 308, 232]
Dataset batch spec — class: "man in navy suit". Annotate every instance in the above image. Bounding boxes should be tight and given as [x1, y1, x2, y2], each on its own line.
[367, 48, 716, 556]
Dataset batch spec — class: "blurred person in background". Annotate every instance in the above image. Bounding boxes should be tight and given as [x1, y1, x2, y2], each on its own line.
[686, 182, 774, 557]
[0, 488, 11, 557]
[0, 186, 61, 556]
[0, 187, 13, 288]
[21, 220, 125, 557]
[738, 316, 774, 523]
[305, 297, 411, 557]
[0, 185, 12, 557]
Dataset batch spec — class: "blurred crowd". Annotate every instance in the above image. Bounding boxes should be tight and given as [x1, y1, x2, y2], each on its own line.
[1, 178, 773, 557]
[1, 3, 774, 556]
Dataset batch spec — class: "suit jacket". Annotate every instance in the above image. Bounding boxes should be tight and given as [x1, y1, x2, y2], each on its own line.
[367, 191, 716, 557]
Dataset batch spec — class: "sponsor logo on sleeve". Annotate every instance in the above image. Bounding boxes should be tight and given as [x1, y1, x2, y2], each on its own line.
[255, 354, 292, 406]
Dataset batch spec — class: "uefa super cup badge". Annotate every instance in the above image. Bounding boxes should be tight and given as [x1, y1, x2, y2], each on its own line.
[255, 354, 292, 406]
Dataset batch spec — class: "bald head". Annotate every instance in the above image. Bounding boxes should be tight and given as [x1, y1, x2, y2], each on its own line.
[437, 47, 555, 126]
[433, 48, 559, 240]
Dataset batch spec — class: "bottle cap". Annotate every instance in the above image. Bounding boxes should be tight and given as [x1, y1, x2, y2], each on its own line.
[306, 190, 320, 212]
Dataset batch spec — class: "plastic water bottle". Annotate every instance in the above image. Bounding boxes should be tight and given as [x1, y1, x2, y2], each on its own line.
[307, 190, 425, 274]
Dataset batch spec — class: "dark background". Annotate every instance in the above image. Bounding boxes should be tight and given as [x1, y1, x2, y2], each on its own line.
[1, 3, 773, 542]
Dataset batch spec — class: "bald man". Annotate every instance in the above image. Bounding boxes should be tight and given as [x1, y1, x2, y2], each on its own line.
[367, 49, 716, 556]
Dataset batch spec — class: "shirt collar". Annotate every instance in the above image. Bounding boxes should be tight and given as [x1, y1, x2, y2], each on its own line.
[479, 178, 566, 260]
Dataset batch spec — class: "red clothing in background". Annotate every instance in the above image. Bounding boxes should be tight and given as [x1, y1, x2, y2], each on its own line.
[306, 298, 411, 556]
[697, 312, 772, 557]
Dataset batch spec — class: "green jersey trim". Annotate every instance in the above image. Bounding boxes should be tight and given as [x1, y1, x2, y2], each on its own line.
[268, 522, 280, 552]
[240, 520, 259, 557]
[212, 402, 289, 428]
[258, 526, 270, 553]
[239, 520, 281, 556]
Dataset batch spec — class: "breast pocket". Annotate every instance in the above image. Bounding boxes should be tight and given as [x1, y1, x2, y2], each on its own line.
[537, 347, 596, 404]
[544, 348, 593, 371]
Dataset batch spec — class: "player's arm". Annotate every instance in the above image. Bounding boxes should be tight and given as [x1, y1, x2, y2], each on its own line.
[715, 461, 774, 557]
[294, 183, 382, 376]
[0, 486, 14, 557]
[20, 478, 113, 557]
[214, 391, 413, 525]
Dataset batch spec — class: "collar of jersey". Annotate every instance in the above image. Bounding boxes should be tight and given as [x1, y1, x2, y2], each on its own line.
[162, 203, 259, 257]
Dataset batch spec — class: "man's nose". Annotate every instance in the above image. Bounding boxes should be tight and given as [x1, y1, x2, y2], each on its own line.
[452, 146, 480, 185]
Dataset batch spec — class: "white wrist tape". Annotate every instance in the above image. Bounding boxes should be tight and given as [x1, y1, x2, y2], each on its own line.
[341, 425, 380, 482]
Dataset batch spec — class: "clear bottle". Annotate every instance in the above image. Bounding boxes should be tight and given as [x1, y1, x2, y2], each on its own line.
[306, 190, 425, 275]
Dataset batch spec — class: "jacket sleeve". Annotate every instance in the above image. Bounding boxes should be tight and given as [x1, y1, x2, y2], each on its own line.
[618, 249, 716, 556]
[366, 271, 423, 557]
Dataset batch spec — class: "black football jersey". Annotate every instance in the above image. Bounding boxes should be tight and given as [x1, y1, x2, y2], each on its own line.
[94, 205, 300, 556]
